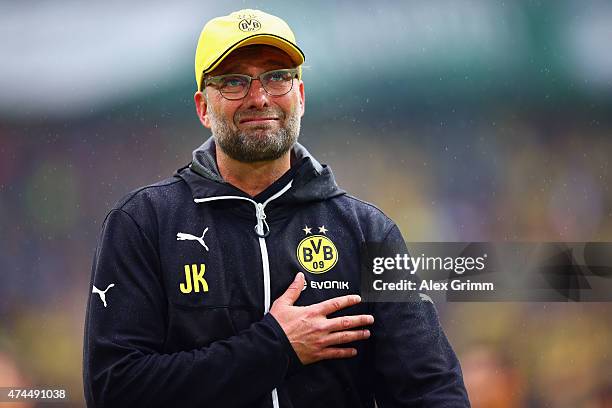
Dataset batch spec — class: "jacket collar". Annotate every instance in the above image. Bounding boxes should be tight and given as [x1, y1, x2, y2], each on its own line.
[176, 137, 345, 204]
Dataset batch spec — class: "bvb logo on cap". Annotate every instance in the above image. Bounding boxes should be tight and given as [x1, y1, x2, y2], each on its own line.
[238, 18, 261, 32]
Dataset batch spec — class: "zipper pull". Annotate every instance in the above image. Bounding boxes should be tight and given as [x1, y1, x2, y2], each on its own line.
[254, 203, 270, 238]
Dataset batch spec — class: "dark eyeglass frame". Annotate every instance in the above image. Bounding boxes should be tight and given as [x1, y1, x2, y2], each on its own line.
[202, 68, 299, 100]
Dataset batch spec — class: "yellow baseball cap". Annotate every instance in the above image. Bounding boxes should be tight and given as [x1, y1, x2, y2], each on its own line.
[194, 9, 305, 91]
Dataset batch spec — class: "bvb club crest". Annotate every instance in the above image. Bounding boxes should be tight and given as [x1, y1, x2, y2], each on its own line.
[238, 18, 261, 32]
[296, 225, 338, 274]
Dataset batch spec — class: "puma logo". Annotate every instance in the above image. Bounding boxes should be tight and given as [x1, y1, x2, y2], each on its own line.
[92, 283, 115, 307]
[176, 227, 209, 251]
[419, 293, 434, 304]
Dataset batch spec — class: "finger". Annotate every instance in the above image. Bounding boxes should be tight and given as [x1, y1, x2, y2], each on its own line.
[278, 272, 305, 306]
[326, 314, 374, 332]
[315, 294, 362, 316]
[322, 329, 370, 347]
[316, 347, 358, 361]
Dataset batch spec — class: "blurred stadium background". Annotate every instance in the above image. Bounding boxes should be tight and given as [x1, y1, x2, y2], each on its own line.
[1, 1, 611, 406]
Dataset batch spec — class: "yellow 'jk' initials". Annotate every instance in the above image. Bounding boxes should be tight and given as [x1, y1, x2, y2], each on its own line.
[180, 264, 209, 294]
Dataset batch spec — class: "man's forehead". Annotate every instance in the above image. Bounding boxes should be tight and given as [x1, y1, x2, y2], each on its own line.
[212, 45, 295, 74]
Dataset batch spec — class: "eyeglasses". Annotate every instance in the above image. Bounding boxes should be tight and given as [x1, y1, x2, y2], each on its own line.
[203, 68, 299, 100]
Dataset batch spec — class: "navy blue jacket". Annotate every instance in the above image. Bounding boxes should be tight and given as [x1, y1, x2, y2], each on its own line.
[83, 138, 469, 407]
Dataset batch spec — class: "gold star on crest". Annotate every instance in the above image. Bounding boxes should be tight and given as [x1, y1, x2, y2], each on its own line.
[302, 225, 312, 235]
[318, 225, 328, 234]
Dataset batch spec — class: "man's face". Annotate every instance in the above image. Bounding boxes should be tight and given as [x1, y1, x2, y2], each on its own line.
[194, 45, 305, 163]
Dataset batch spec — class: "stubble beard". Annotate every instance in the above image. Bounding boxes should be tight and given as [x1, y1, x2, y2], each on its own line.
[208, 104, 301, 163]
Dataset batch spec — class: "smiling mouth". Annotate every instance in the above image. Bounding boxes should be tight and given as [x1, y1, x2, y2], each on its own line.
[239, 117, 279, 124]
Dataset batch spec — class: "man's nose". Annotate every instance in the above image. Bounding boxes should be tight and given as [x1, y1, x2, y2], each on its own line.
[242, 79, 270, 109]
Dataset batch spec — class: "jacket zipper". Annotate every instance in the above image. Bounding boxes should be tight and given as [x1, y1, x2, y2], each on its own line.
[194, 180, 293, 408]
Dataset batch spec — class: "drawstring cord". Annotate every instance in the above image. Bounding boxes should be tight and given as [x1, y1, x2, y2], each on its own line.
[193, 180, 293, 237]
[254, 203, 270, 238]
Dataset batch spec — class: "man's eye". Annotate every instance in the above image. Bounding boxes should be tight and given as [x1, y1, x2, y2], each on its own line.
[267, 71, 287, 82]
[222, 77, 246, 87]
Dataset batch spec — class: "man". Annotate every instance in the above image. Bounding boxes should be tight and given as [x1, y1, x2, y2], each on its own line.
[83, 9, 469, 408]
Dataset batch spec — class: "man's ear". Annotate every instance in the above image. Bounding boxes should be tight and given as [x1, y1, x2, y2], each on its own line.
[194, 91, 211, 128]
[298, 80, 305, 117]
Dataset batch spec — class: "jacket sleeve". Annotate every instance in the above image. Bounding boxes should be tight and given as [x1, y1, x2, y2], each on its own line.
[83, 209, 294, 408]
[371, 224, 471, 407]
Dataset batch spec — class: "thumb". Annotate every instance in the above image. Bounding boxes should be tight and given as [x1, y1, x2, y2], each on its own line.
[280, 272, 305, 306]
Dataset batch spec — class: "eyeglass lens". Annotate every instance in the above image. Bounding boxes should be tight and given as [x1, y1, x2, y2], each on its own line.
[218, 70, 295, 100]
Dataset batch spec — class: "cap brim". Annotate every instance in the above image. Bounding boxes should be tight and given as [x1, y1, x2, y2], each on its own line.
[202, 34, 305, 78]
